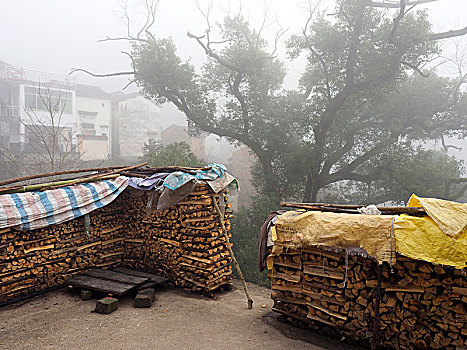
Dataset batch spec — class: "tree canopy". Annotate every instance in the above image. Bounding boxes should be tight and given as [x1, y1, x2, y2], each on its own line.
[141, 138, 205, 168]
[82, 0, 467, 203]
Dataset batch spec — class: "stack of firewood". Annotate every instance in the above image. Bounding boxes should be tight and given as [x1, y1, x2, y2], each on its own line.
[121, 183, 234, 293]
[269, 248, 467, 349]
[0, 198, 126, 303]
[1, 181, 235, 303]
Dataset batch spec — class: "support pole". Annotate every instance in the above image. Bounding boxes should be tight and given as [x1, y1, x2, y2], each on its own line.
[212, 194, 253, 309]
[371, 263, 383, 350]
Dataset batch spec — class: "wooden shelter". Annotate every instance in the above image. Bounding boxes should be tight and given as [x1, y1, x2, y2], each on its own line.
[262, 201, 467, 349]
[0, 164, 236, 304]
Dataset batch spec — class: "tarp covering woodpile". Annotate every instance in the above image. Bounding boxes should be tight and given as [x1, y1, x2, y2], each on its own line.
[270, 211, 396, 265]
[268, 195, 467, 269]
[395, 194, 467, 269]
[0, 177, 129, 231]
[0, 163, 238, 303]
[262, 196, 467, 349]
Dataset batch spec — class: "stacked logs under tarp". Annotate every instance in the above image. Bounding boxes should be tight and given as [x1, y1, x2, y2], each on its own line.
[119, 183, 233, 293]
[0, 198, 126, 303]
[269, 247, 467, 349]
[0, 184, 233, 304]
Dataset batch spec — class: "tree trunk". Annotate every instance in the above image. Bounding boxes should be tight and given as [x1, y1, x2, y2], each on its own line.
[303, 174, 313, 202]
[303, 170, 320, 202]
[257, 153, 279, 198]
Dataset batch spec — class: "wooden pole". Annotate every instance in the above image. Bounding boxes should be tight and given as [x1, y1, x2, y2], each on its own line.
[211, 194, 253, 309]
[371, 263, 383, 350]
[0, 174, 120, 194]
[281, 202, 426, 216]
[0, 163, 147, 187]
[0, 163, 147, 194]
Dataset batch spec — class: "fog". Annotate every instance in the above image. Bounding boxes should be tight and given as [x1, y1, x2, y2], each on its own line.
[1, 0, 467, 203]
[2, 0, 466, 90]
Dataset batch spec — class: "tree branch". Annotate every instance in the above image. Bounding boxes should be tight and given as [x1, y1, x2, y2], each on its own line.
[401, 60, 429, 77]
[187, 32, 244, 72]
[329, 132, 401, 183]
[430, 26, 467, 41]
[367, 0, 439, 8]
[98, 36, 147, 43]
[388, 0, 406, 44]
[69, 68, 136, 77]
[321, 134, 355, 176]
[441, 134, 462, 151]
[229, 72, 250, 134]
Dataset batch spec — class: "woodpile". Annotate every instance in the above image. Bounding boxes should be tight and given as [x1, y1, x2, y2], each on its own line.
[269, 248, 467, 349]
[0, 198, 126, 303]
[0, 182, 234, 303]
[121, 183, 233, 293]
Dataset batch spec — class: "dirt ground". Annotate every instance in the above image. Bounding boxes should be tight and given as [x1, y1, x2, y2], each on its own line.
[0, 280, 360, 350]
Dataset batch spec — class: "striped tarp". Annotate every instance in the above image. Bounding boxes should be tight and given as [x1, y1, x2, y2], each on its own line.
[0, 176, 129, 231]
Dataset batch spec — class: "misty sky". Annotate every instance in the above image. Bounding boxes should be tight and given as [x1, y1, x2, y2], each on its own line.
[1, 0, 466, 93]
[1, 0, 466, 161]
[1, 0, 466, 137]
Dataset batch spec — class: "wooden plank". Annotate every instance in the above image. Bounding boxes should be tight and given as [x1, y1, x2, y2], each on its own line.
[182, 254, 212, 264]
[125, 239, 144, 244]
[101, 237, 125, 245]
[77, 241, 101, 251]
[67, 275, 137, 296]
[100, 225, 124, 234]
[271, 292, 307, 305]
[23, 244, 55, 254]
[272, 261, 301, 269]
[159, 238, 181, 247]
[96, 261, 120, 268]
[302, 247, 343, 260]
[271, 284, 303, 293]
[99, 252, 124, 259]
[267, 270, 301, 283]
[303, 266, 344, 280]
[385, 286, 425, 293]
[307, 302, 348, 320]
[307, 311, 339, 327]
[302, 289, 345, 306]
[84, 268, 149, 285]
[113, 267, 170, 284]
[453, 287, 467, 296]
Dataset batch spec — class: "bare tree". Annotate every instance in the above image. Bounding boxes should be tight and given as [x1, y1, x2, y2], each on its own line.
[0, 81, 81, 180]
[70, 0, 467, 201]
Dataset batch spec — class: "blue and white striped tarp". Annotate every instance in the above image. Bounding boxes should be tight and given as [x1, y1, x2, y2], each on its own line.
[0, 176, 129, 231]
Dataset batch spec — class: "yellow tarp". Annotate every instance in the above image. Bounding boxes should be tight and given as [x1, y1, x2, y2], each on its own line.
[407, 194, 467, 238]
[272, 210, 396, 265]
[394, 195, 467, 269]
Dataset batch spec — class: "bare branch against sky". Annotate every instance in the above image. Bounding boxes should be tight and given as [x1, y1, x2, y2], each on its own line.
[0, 0, 466, 91]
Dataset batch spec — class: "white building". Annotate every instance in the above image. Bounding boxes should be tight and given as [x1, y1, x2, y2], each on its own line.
[1, 60, 163, 168]
[0, 60, 77, 157]
[76, 84, 112, 161]
[111, 92, 161, 160]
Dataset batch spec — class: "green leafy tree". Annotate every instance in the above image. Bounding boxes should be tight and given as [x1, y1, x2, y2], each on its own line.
[281, 2, 466, 202]
[317, 146, 465, 205]
[142, 140, 205, 167]
[74, 0, 467, 202]
[140, 137, 162, 162]
[231, 194, 280, 286]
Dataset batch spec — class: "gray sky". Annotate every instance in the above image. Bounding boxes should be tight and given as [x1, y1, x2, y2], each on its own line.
[1, 0, 467, 92]
[1, 0, 466, 161]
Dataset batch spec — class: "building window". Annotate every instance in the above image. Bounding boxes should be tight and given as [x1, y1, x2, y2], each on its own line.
[81, 122, 96, 135]
[24, 86, 73, 114]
